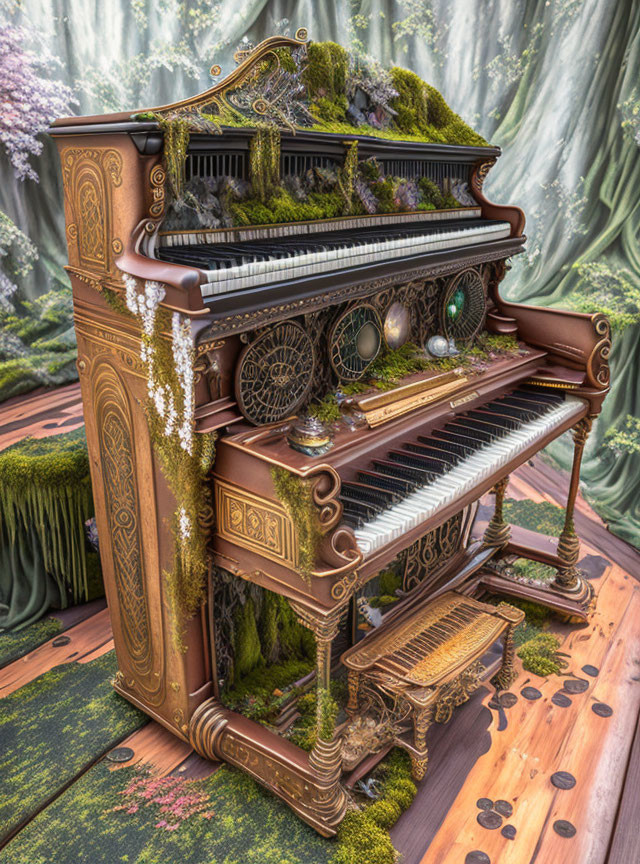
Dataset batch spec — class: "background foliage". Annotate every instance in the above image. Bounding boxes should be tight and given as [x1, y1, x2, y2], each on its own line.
[0, 0, 638, 544]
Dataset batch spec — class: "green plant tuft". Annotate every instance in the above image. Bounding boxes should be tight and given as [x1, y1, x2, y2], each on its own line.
[271, 467, 322, 584]
[517, 632, 565, 676]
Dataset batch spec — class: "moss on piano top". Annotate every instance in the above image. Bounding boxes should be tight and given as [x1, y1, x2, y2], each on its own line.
[137, 40, 487, 148]
[307, 335, 522, 424]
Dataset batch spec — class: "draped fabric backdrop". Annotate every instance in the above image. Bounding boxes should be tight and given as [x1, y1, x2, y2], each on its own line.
[1, 0, 639, 544]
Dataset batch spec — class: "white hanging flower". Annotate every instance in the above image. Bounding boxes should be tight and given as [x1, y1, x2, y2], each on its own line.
[178, 506, 191, 540]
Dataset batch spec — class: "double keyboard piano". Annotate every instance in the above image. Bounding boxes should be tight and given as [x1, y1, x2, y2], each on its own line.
[51, 31, 610, 835]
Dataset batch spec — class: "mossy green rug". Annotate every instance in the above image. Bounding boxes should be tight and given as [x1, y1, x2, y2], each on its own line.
[503, 498, 566, 535]
[0, 615, 62, 668]
[0, 651, 145, 842]
[2, 761, 336, 864]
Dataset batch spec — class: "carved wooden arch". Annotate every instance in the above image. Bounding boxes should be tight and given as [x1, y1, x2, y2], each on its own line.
[61, 147, 123, 273]
[93, 360, 165, 705]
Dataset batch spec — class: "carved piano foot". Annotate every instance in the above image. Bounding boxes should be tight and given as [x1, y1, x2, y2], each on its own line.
[552, 570, 595, 622]
[190, 698, 347, 836]
[409, 751, 429, 782]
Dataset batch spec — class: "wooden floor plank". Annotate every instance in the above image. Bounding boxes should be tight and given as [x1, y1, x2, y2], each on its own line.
[416, 558, 639, 864]
[107, 723, 193, 776]
[0, 609, 112, 697]
[606, 708, 640, 864]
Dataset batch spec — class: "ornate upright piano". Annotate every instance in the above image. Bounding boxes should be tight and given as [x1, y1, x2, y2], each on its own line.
[50, 31, 610, 835]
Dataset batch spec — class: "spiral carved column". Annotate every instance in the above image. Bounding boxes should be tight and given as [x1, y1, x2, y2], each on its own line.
[483, 475, 511, 548]
[554, 417, 594, 610]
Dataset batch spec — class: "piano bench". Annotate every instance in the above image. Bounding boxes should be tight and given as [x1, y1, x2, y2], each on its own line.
[341, 592, 524, 781]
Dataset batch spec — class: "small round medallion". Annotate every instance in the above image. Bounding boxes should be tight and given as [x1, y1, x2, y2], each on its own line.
[329, 305, 382, 381]
[383, 302, 410, 349]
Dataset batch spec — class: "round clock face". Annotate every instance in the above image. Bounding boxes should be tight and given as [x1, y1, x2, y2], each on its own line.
[235, 320, 314, 424]
[329, 305, 383, 381]
[442, 269, 486, 344]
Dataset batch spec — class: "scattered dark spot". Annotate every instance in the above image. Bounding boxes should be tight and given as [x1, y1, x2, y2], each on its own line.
[582, 665, 599, 677]
[552, 691, 572, 708]
[106, 746, 135, 763]
[465, 852, 491, 864]
[521, 687, 542, 701]
[592, 702, 613, 717]
[477, 810, 503, 830]
[476, 798, 493, 811]
[553, 819, 577, 838]
[52, 635, 71, 647]
[501, 825, 517, 840]
[500, 693, 518, 708]
[494, 800, 513, 817]
[578, 554, 609, 580]
[551, 771, 576, 790]
[563, 679, 589, 695]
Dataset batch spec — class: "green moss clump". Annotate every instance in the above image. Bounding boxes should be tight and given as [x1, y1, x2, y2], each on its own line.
[249, 126, 281, 202]
[367, 342, 434, 385]
[156, 116, 191, 198]
[334, 811, 396, 864]
[517, 632, 565, 676]
[271, 467, 322, 583]
[364, 799, 402, 830]
[389, 67, 487, 147]
[379, 569, 401, 597]
[0, 428, 97, 607]
[307, 393, 341, 424]
[303, 42, 349, 122]
[337, 140, 359, 215]
[222, 656, 315, 721]
[318, 688, 339, 741]
[369, 595, 399, 609]
[233, 597, 264, 681]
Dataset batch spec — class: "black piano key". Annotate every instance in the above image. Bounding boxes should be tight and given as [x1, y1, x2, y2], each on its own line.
[341, 482, 394, 509]
[387, 450, 444, 476]
[484, 401, 530, 421]
[357, 470, 413, 497]
[465, 412, 511, 438]
[445, 421, 494, 444]
[371, 459, 422, 488]
[418, 435, 466, 459]
[518, 386, 564, 404]
[498, 396, 541, 419]
[341, 498, 378, 521]
[513, 388, 563, 407]
[404, 442, 459, 466]
[428, 430, 476, 457]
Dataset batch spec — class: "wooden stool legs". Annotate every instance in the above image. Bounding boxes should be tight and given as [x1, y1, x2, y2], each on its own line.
[493, 621, 518, 691]
[410, 704, 435, 781]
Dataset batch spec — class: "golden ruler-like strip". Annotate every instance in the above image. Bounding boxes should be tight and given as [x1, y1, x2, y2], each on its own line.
[360, 375, 469, 428]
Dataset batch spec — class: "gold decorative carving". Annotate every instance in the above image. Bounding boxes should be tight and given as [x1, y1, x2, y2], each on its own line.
[94, 362, 164, 705]
[150, 32, 310, 127]
[60, 147, 123, 274]
[216, 479, 297, 569]
[402, 512, 463, 592]
[149, 164, 166, 218]
[189, 698, 347, 836]
[586, 313, 611, 390]
[112, 238, 123, 254]
[199, 246, 517, 341]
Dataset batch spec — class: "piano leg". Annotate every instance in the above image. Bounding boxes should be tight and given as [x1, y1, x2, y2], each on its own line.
[347, 670, 360, 718]
[483, 475, 511, 549]
[409, 703, 435, 782]
[555, 417, 594, 594]
[492, 616, 519, 691]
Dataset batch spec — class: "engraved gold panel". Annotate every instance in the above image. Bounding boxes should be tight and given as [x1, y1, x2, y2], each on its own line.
[215, 479, 297, 569]
[60, 147, 123, 274]
[94, 362, 164, 705]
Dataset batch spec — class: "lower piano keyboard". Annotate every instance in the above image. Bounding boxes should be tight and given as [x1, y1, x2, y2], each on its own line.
[344, 387, 584, 556]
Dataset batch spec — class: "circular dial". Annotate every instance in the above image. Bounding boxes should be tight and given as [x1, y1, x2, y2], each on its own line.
[235, 321, 314, 425]
[329, 305, 382, 381]
[442, 269, 486, 344]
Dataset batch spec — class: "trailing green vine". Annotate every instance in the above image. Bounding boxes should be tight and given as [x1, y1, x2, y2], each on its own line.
[249, 125, 281, 202]
[122, 273, 217, 649]
[270, 466, 322, 584]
